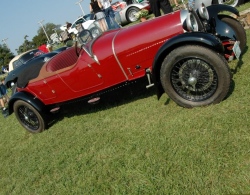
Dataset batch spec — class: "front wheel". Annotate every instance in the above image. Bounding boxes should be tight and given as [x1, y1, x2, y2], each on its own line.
[160, 45, 232, 108]
[14, 100, 46, 133]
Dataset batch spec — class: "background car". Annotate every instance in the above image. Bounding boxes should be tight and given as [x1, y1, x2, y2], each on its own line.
[60, 14, 102, 38]
[189, 0, 247, 8]
[112, 0, 151, 25]
[5, 46, 69, 90]
[8, 49, 45, 72]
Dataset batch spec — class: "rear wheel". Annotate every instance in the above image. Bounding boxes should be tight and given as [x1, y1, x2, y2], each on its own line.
[160, 45, 231, 108]
[14, 100, 46, 133]
[126, 7, 140, 22]
[216, 0, 240, 6]
[219, 14, 246, 52]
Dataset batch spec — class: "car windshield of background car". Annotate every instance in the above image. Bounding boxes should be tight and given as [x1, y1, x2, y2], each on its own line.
[21, 49, 43, 63]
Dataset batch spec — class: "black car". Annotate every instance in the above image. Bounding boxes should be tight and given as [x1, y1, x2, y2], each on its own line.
[4, 47, 69, 90]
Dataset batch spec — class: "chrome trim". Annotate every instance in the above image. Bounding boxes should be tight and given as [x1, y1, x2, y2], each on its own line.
[112, 31, 128, 80]
[198, 3, 209, 20]
[180, 9, 189, 25]
[186, 12, 198, 32]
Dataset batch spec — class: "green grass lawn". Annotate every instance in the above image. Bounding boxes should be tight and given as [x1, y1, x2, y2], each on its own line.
[1, 13, 250, 195]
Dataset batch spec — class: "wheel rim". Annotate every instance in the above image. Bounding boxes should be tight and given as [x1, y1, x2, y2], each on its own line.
[128, 10, 138, 22]
[170, 58, 218, 102]
[17, 105, 40, 131]
[218, 0, 239, 7]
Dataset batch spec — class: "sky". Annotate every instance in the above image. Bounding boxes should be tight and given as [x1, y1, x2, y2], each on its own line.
[0, 0, 90, 55]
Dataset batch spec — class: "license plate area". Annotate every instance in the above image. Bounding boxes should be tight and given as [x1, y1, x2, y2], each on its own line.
[233, 41, 241, 60]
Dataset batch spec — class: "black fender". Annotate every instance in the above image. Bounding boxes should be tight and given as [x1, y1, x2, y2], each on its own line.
[152, 32, 224, 99]
[207, 4, 239, 16]
[7, 91, 48, 116]
[206, 4, 239, 41]
[4, 52, 59, 89]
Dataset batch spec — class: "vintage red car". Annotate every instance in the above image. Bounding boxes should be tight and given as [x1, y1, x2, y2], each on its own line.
[4, 4, 246, 133]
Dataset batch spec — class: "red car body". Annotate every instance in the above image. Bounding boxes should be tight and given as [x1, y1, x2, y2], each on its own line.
[25, 12, 183, 105]
[5, 5, 246, 133]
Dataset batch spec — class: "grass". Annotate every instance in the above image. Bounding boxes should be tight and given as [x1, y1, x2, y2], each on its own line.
[1, 14, 250, 195]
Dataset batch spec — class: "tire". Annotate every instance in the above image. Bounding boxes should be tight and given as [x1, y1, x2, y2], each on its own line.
[160, 45, 231, 108]
[126, 7, 140, 23]
[219, 15, 246, 52]
[14, 100, 46, 133]
[90, 27, 102, 38]
[213, 0, 240, 7]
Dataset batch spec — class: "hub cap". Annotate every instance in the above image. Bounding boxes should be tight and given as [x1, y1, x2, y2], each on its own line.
[171, 58, 218, 101]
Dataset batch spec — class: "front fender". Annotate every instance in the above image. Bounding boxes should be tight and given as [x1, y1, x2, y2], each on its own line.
[152, 32, 224, 99]
[7, 91, 48, 116]
[4, 71, 17, 89]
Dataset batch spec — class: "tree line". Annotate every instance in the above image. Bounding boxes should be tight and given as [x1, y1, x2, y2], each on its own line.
[0, 22, 62, 71]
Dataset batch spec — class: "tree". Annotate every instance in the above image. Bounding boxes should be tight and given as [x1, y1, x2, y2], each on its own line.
[16, 22, 61, 54]
[16, 35, 36, 54]
[0, 44, 14, 70]
[33, 23, 59, 46]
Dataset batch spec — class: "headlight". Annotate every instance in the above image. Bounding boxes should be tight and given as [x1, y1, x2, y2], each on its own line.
[186, 13, 198, 32]
[198, 3, 209, 20]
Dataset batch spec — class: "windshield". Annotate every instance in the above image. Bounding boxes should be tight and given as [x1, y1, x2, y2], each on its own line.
[83, 14, 94, 20]
[19, 49, 43, 64]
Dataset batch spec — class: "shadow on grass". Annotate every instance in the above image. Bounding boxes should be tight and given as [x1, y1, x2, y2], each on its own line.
[226, 45, 248, 98]
[230, 45, 248, 74]
[47, 78, 157, 129]
[47, 44, 249, 129]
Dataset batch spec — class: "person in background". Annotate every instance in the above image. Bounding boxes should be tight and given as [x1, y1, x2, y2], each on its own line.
[66, 22, 72, 30]
[46, 43, 52, 52]
[188, 0, 195, 10]
[149, 0, 173, 17]
[0, 78, 9, 111]
[38, 43, 49, 53]
[99, 0, 120, 29]
[90, 0, 108, 32]
[1, 66, 8, 74]
[174, 0, 179, 7]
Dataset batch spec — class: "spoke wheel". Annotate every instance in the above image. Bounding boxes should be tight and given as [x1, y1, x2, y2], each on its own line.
[171, 58, 218, 102]
[160, 45, 231, 108]
[14, 100, 45, 133]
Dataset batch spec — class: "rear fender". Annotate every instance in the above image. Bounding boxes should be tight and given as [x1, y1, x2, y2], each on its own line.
[207, 4, 239, 17]
[207, 4, 239, 40]
[7, 91, 48, 116]
[152, 32, 224, 99]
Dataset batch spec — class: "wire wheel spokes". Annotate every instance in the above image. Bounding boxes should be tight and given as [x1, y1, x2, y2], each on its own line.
[171, 58, 218, 102]
[17, 105, 40, 131]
